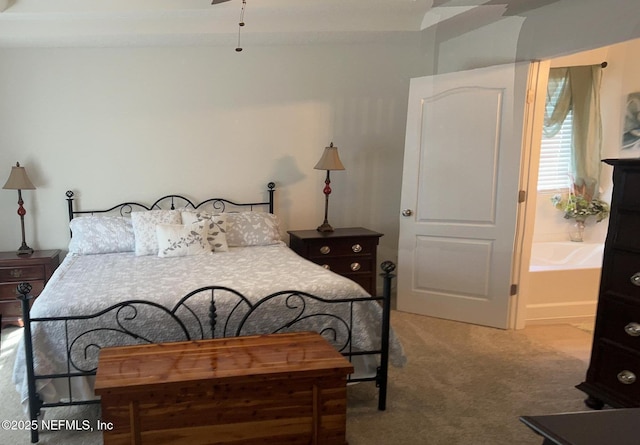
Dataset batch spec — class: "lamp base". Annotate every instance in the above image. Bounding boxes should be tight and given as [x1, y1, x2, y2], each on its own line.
[317, 222, 334, 232]
[17, 244, 34, 256]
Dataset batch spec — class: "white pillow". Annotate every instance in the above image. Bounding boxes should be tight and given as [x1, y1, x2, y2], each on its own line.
[156, 223, 210, 258]
[131, 210, 181, 256]
[181, 211, 228, 252]
[68, 216, 135, 255]
[225, 212, 281, 247]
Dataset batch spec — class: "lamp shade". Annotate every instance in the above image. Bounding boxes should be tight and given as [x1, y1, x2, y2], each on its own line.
[314, 143, 345, 171]
[3, 162, 36, 190]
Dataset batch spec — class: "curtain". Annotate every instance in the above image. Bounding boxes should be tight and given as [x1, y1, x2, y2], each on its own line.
[543, 68, 571, 137]
[543, 65, 603, 200]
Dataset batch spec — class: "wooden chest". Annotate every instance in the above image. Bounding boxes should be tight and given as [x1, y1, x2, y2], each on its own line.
[95, 332, 354, 445]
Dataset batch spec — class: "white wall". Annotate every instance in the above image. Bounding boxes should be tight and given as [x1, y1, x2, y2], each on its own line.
[0, 42, 426, 272]
[2, 0, 640, 299]
[434, 0, 640, 75]
[436, 17, 526, 74]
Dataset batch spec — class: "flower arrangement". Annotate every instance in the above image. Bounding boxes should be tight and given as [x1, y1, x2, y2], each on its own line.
[550, 192, 610, 222]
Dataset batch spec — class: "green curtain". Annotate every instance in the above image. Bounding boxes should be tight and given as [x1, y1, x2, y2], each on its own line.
[543, 68, 571, 137]
[543, 65, 603, 200]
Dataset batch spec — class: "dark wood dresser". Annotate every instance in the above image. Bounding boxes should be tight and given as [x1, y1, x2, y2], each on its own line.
[288, 227, 383, 295]
[576, 159, 640, 409]
[0, 250, 60, 328]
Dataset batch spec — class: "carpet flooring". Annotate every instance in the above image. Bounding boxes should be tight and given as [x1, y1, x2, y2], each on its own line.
[0, 311, 592, 444]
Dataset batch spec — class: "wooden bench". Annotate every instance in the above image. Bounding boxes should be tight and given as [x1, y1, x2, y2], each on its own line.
[95, 331, 354, 445]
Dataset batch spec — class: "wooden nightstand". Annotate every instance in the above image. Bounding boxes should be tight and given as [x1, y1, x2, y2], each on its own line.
[0, 250, 60, 329]
[288, 227, 383, 295]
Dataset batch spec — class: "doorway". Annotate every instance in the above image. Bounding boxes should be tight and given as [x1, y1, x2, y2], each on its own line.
[522, 39, 638, 327]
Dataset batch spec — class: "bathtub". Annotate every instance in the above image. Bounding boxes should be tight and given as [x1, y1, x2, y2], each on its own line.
[529, 242, 604, 272]
[526, 242, 604, 323]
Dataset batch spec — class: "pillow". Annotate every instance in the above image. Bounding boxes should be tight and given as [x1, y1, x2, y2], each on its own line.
[131, 210, 181, 256]
[181, 211, 228, 252]
[68, 216, 135, 255]
[225, 212, 281, 247]
[156, 223, 210, 258]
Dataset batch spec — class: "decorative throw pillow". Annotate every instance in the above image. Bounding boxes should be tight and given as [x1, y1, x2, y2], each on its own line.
[156, 223, 209, 258]
[181, 211, 228, 252]
[68, 216, 135, 255]
[131, 210, 181, 256]
[225, 212, 281, 247]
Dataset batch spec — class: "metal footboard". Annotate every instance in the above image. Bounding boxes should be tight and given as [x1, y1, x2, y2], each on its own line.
[17, 262, 395, 443]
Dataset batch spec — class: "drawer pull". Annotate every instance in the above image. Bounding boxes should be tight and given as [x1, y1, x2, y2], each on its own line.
[9, 269, 23, 278]
[617, 370, 637, 385]
[632, 273, 640, 287]
[350, 262, 361, 272]
[352, 244, 363, 253]
[319, 246, 331, 255]
[322, 264, 331, 270]
[625, 322, 640, 337]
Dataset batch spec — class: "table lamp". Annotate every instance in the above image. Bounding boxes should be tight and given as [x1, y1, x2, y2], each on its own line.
[3, 162, 36, 255]
[314, 142, 345, 232]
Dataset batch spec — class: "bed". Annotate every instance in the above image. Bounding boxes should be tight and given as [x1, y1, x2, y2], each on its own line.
[12, 183, 405, 443]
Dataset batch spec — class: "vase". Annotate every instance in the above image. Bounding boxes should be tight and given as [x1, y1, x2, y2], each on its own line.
[568, 218, 586, 242]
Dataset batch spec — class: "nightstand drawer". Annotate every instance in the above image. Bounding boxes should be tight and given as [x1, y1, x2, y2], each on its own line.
[313, 257, 373, 274]
[0, 265, 45, 282]
[305, 238, 378, 258]
[0, 298, 37, 321]
[0, 281, 45, 301]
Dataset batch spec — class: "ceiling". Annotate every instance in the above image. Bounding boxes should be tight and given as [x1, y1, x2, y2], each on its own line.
[0, 0, 561, 47]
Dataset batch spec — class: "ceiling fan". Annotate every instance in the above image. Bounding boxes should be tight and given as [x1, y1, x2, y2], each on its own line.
[210, 0, 247, 51]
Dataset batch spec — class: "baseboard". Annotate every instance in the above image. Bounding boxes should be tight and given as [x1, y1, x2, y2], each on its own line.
[525, 301, 597, 325]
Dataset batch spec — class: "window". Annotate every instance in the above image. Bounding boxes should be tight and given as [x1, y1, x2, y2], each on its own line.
[537, 108, 572, 191]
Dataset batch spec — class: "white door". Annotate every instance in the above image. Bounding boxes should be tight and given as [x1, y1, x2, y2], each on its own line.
[397, 62, 541, 329]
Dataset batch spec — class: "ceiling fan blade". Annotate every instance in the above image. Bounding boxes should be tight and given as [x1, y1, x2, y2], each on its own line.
[211, 0, 232, 4]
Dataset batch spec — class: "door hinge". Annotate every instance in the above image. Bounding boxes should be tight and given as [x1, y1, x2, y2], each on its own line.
[526, 89, 534, 104]
[518, 190, 526, 203]
[510, 284, 518, 296]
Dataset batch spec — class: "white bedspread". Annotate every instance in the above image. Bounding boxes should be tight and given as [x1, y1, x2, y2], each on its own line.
[13, 243, 405, 406]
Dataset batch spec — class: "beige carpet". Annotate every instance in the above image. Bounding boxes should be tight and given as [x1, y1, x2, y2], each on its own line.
[0, 311, 591, 445]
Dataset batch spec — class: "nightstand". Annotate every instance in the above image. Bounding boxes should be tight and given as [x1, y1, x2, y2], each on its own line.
[288, 228, 383, 295]
[0, 250, 60, 329]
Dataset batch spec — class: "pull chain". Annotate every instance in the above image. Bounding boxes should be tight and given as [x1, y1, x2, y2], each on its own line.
[236, 0, 247, 52]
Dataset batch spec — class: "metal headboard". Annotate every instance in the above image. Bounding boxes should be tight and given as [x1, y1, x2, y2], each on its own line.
[66, 182, 276, 223]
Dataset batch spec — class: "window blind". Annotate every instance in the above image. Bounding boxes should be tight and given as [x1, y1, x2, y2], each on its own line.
[538, 109, 572, 191]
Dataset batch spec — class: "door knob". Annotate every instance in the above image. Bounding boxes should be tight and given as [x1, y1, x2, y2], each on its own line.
[401, 209, 413, 217]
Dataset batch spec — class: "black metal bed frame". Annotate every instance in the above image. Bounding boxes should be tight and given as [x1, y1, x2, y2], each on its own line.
[17, 183, 395, 443]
